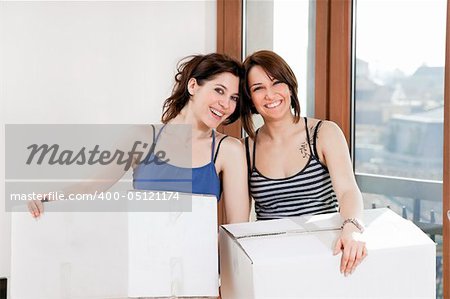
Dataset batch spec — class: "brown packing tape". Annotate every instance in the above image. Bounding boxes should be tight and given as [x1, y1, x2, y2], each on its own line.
[233, 228, 341, 240]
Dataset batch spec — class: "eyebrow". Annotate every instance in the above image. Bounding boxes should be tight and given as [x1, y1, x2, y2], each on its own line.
[216, 84, 239, 96]
[250, 83, 263, 88]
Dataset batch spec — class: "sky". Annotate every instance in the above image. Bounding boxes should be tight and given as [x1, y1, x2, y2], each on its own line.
[356, 0, 447, 76]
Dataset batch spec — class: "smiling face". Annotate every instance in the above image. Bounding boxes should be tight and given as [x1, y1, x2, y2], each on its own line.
[188, 72, 240, 129]
[247, 65, 292, 121]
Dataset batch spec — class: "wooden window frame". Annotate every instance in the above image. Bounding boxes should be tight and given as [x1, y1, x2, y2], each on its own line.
[216, 0, 243, 225]
[217, 0, 242, 139]
[315, 0, 352, 146]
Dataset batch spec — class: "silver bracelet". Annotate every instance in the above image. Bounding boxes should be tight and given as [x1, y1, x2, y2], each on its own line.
[340, 218, 365, 233]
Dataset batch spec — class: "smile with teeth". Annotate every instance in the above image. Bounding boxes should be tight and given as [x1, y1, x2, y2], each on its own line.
[210, 107, 224, 118]
[265, 100, 282, 109]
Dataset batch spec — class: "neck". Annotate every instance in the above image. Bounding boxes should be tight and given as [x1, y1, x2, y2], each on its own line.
[260, 113, 298, 140]
[169, 105, 213, 140]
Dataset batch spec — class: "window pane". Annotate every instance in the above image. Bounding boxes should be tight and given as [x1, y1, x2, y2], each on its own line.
[354, 1, 446, 297]
[354, 0, 446, 181]
[245, 0, 315, 123]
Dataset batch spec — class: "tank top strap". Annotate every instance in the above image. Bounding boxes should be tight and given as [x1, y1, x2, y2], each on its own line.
[154, 124, 167, 144]
[244, 136, 252, 174]
[141, 124, 165, 164]
[210, 130, 216, 162]
[312, 120, 323, 158]
[213, 135, 229, 163]
[304, 117, 314, 155]
[150, 124, 156, 143]
[252, 128, 261, 170]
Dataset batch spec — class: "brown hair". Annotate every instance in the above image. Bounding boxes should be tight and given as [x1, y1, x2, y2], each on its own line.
[241, 50, 301, 138]
[161, 53, 244, 125]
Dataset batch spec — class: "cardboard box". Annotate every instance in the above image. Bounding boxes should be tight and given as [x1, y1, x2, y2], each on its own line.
[219, 208, 436, 298]
[11, 193, 218, 298]
[127, 194, 219, 298]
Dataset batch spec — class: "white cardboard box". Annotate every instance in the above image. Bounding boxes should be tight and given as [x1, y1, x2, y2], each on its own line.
[11, 193, 218, 299]
[219, 208, 436, 299]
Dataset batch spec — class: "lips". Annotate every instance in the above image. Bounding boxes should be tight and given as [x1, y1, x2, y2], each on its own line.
[264, 100, 282, 109]
[210, 107, 224, 120]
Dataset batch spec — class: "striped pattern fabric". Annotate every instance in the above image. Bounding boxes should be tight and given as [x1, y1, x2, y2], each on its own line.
[247, 118, 339, 220]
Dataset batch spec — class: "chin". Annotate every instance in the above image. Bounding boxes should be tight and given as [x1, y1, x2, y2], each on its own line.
[263, 113, 285, 121]
[203, 119, 221, 130]
[266, 107, 289, 118]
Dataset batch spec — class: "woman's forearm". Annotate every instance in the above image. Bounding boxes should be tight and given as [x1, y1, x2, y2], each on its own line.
[337, 188, 364, 221]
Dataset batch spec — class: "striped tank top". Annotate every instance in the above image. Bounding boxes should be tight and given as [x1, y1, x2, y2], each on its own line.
[245, 117, 339, 220]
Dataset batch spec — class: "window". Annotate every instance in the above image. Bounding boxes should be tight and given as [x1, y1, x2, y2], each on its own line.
[353, 0, 447, 296]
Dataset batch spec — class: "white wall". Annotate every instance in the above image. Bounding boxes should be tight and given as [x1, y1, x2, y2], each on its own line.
[0, 0, 216, 287]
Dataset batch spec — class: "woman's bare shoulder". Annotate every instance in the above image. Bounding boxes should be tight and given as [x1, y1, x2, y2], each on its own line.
[305, 118, 342, 136]
[212, 133, 246, 159]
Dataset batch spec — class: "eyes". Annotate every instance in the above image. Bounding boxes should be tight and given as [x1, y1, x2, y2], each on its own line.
[251, 80, 283, 93]
[215, 87, 239, 102]
[215, 87, 225, 95]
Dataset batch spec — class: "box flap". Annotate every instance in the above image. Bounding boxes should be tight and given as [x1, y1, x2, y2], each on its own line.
[238, 231, 336, 264]
[222, 218, 305, 239]
[291, 208, 404, 232]
[222, 208, 435, 265]
[290, 212, 341, 231]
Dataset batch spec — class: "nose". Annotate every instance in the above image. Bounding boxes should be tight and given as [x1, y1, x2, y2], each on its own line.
[265, 86, 276, 101]
[218, 97, 230, 110]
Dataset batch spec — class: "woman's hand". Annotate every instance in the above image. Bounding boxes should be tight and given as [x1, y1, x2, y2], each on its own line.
[27, 195, 46, 218]
[333, 224, 367, 276]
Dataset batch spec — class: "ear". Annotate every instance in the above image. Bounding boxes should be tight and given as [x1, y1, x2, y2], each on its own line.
[187, 78, 197, 96]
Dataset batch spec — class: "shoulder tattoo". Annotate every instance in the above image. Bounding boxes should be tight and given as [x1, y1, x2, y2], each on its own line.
[299, 142, 309, 159]
[299, 124, 315, 158]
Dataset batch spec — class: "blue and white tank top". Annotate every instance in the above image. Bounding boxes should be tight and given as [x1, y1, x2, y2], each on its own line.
[133, 125, 227, 200]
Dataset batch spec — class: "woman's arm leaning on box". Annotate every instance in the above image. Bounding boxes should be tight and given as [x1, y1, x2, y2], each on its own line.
[316, 121, 367, 276]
